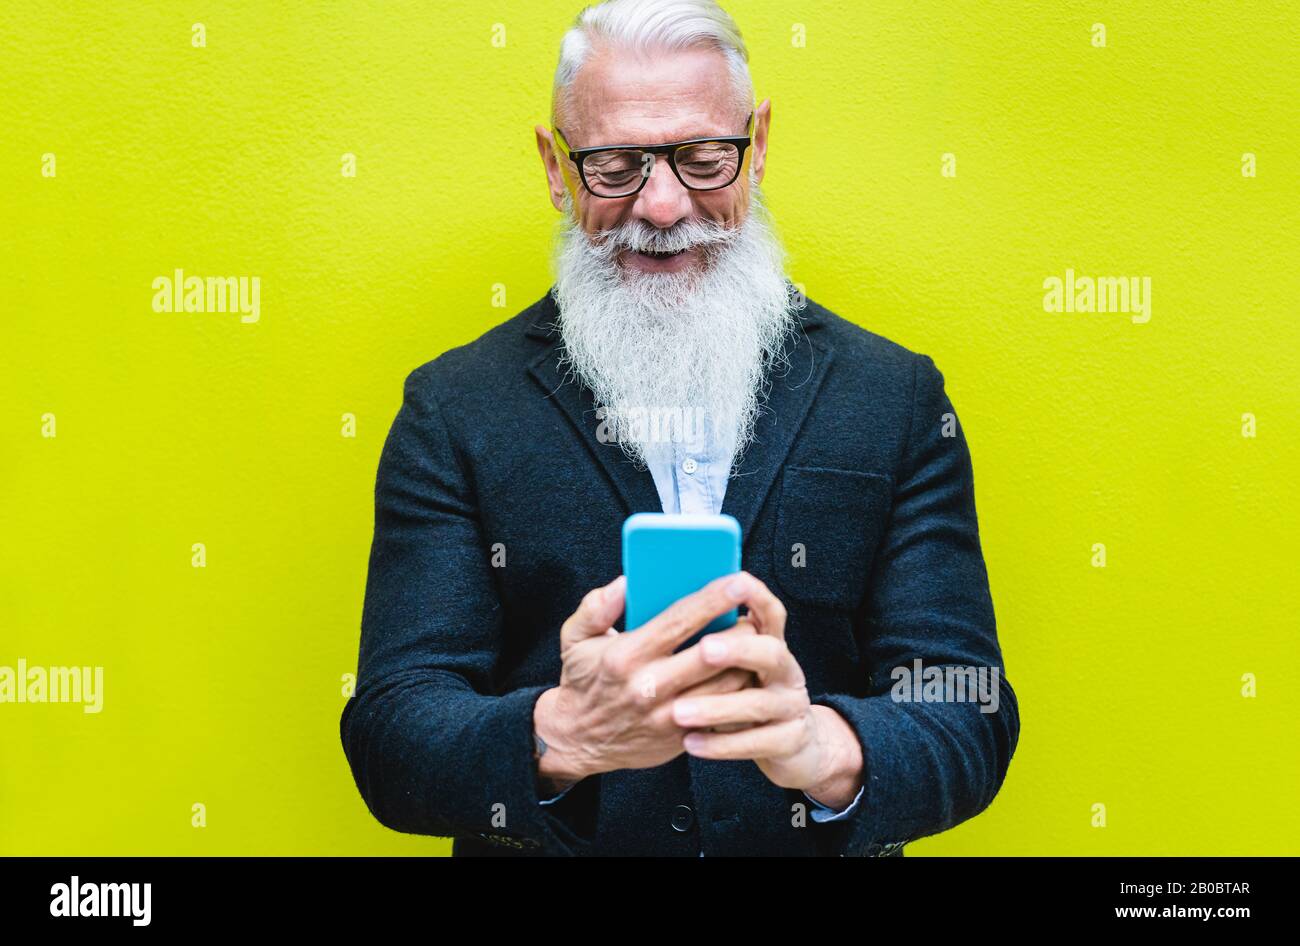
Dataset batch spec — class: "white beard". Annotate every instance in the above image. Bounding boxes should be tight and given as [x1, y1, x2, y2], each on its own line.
[549, 181, 798, 472]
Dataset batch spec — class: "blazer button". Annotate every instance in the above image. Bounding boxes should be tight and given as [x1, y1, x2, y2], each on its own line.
[670, 805, 695, 832]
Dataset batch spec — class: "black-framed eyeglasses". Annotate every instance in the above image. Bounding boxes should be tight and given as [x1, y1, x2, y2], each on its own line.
[553, 112, 754, 199]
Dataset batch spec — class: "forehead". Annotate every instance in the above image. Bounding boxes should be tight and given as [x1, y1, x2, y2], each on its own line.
[564, 44, 742, 147]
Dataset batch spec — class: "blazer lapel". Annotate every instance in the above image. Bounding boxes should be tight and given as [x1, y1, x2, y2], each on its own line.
[526, 303, 664, 517]
[719, 319, 832, 551]
[524, 287, 832, 545]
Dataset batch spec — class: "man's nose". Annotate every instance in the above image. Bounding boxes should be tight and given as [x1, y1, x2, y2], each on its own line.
[631, 154, 693, 229]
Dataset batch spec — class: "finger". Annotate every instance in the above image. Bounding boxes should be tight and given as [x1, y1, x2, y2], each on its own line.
[672, 686, 806, 729]
[681, 716, 807, 761]
[700, 720, 754, 734]
[561, 574, 626, 644]
[676, 667, 755, 699]
[696, 632, 802, 687]
[639, 622, 761, 697]
[623, 572, 751, 661]
[729, 572, 788, 642]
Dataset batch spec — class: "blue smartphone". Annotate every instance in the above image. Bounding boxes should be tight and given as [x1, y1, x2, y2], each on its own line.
[622, 513, 742, 649]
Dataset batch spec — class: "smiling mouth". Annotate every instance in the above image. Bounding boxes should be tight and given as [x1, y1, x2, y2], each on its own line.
[637, 248, 685, 259]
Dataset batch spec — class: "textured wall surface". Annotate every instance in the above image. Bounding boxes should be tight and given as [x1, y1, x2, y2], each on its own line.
[1, 1, 1296, 855]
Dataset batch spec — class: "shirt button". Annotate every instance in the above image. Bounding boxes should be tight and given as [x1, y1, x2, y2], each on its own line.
[670, 804, 695, 832]
[681, 457, 698, 475]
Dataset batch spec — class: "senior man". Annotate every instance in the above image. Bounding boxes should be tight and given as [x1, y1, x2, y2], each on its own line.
[340, 0, 1019, 857]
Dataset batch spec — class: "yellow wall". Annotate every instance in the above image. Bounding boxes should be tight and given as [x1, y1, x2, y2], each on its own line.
[2, 1, 1296, 855]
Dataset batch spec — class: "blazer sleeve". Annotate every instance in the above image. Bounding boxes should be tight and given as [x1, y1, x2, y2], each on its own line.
[809, 353, 1020, 857]
[339, 364, 598, 856]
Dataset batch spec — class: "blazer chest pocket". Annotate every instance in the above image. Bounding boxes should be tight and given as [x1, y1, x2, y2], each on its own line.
[772, 466, 893, 611]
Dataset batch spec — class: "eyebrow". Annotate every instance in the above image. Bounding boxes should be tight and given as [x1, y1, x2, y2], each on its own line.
[573, 118, 747, 150]
[619, 127, 718, 145]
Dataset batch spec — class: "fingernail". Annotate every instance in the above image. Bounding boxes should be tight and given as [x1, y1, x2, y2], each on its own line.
[703, 638, 727, 662]
[725, 574, 749, 599]
[674, 700, 698, 722]
[683, 733, 706, 752]
[604, 575, 626, 603]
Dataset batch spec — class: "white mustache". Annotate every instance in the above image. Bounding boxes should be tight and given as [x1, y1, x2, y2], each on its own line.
[593, 216, 737, 257]
[549, 183, 797, 470]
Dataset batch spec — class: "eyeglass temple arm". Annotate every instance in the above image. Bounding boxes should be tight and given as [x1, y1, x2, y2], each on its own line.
[552, 128, 570, 161]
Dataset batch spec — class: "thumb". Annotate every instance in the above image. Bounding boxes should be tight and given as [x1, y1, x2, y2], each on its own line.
[562, 574, 626, 642]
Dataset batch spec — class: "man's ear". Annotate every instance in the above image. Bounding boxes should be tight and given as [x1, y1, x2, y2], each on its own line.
[749, 98, 772, 185]
[536, 125, 571, 212]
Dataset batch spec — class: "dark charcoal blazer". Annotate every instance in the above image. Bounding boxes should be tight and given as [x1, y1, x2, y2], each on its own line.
[340, 287, 1019, 856]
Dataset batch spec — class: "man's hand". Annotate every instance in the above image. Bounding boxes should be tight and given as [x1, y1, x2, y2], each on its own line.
[534, 572, 768, 792]
[668, 573, 865, 811]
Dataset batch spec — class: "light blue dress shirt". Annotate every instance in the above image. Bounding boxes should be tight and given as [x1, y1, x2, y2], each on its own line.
[538, 422, 866, 847]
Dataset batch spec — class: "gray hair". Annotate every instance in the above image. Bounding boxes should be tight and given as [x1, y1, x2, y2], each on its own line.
[552, 0, 754, 131]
